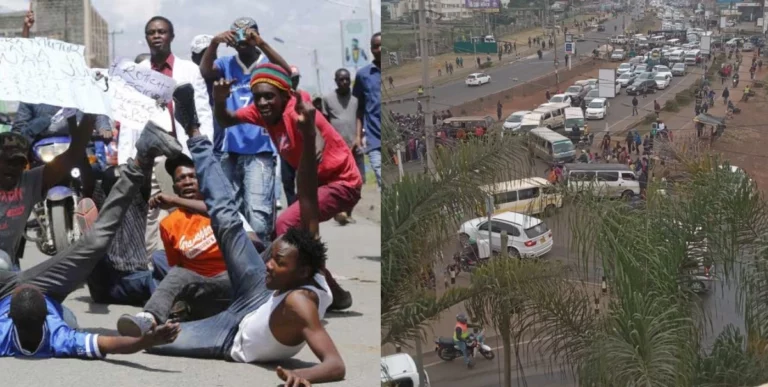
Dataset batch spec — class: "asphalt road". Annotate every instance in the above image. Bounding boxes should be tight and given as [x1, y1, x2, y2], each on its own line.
[388, 17, 628, 115]
[1, 219, 381, 387]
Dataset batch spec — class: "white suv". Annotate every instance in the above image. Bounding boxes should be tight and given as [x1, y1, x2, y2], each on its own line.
[465, 73, 491, 86]
[458, 212, 553, 259]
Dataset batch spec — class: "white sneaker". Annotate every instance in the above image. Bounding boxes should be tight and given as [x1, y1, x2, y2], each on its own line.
[117, 312, 156, 337]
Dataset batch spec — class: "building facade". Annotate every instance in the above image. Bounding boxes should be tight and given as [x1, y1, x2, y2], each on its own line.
[383, 0, 478, 21]
[0, 0, 109, 68]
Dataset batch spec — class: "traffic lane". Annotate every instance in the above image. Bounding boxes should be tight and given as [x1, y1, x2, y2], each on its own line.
[424, 334, 576, 387]
[389, 18, 624, 114]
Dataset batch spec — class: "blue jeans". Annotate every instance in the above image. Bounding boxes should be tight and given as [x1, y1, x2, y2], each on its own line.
[354, 149, 366, 185]
[220, 153, 276, 242]
[147, 135, 272, 359]
[281, 157, 297, 206]
[455, 339, 470, 365]
[86, 251, 169, 306]
[368, 148, 382, 191]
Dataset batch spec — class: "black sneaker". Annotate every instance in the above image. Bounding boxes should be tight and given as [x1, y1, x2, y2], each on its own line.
[135, 120, 183, 163]
[328, 289, 353, 311]
[173, 83, 199, 133]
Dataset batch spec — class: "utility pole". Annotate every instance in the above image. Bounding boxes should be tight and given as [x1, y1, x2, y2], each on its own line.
[548, 0, 560, 87]
[419, 0, 436, 208]
[109, 29, 124, 63]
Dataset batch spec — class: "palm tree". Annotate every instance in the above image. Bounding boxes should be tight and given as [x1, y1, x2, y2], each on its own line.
[381, 111, 533, 349]
[509, 149, 768, 386]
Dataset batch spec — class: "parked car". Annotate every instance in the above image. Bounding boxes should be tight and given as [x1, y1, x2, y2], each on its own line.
[548, 94, 573, 105]
[583, 89, 600, 105]
[626, 79, 657, 95]
[564, 85, 588, 104]
[671, 62, 687, 76]
[611, 49, 626, 61]
[617, 72, 637, 87]
[503, 110, 532, 131]
[654, 74, 671, 89]
[458, 212, 554, 259]
[466, 72, 491, 86]
[585, 98, 609, 120]
[617, 62, 635, 75]
[653, 65, 673, 78]
[597, 24, 605, 32]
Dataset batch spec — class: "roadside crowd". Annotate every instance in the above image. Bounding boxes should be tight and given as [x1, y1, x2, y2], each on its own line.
[0, 9, 380, 386]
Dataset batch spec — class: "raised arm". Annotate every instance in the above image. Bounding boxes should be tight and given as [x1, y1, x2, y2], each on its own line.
[294, 93, 321, 237]
[244, 28, 291, 77]
[199, 32, 232, 80]
[21, 10, 34, 38]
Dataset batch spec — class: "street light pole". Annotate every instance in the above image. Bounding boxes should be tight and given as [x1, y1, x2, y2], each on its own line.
[419, 0, 436, 176]
[109, 29, 124, 63]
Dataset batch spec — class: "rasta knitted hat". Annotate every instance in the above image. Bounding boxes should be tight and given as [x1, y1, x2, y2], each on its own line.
[250, 63, 292, 92]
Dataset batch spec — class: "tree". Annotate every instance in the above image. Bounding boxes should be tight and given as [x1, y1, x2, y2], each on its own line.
[382, 6, 392, 21]
[381, 112, 534, 349]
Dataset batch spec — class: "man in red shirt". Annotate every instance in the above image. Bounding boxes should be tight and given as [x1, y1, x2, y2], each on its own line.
[212, 29, 360, 310]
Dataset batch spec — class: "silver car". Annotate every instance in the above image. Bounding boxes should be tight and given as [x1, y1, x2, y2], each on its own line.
[671, 63, 687, 76]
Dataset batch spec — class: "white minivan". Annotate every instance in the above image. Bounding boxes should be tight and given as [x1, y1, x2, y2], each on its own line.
[564, 163, 640, 199]
[564, 107, 585, 135]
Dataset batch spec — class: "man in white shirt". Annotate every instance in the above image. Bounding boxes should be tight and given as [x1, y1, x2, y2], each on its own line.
[140, 16, 215, 262]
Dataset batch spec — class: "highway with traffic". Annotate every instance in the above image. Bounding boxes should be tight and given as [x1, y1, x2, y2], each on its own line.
[387, 16, 631, 115]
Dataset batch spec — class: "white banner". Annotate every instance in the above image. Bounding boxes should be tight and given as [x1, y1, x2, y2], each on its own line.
[108, 60, 176, 104]
[109, 78, 170, 165]
[0, 38, 111, 115]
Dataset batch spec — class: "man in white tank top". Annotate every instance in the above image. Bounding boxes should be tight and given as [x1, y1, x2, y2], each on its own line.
[144, 68, 346, 386]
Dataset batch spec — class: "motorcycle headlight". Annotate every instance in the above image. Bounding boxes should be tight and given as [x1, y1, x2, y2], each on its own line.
[36, 143, 70, 163]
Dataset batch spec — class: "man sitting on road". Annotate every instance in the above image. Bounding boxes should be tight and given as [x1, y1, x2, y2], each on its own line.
[212, 28, 361, 310]
[145, 81, 346, 385]
[116, 154, 259, 334]
[0, 114, 184, 358]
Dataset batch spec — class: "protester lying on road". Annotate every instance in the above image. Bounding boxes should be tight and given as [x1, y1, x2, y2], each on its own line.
[117, 154, 261, 333]
[0, 115, 184, 358]
[212, 27, 362, 310]
[143, 82, 345, 385]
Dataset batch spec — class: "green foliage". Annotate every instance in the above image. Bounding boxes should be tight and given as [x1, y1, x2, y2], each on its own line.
[664, 99, 680, 112]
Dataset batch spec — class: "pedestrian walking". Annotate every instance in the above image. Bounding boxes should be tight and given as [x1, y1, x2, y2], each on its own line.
[722, 87, 730, 106]
[632, 96, 638, 115]
[497, 100, 503, 121]
[388, 75, 394, 89]
[546, 90, 551, 101]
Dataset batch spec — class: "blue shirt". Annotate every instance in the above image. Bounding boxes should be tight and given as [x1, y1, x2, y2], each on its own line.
[352, 63, 381, 152]
[0, 296, 103, 359]
[214, 55, 275, 156]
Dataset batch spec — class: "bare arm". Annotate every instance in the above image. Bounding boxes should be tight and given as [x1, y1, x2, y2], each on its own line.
[21, 10, 33, 38]
[244, 29, 292, 76]
[199, 41, 221, 80]
[296, 103, 321, 237]
[282, 293, 345, 383]
[169, 196, 208, 215]
[42, 115, 94, 193]
[211, 79, 243, 129]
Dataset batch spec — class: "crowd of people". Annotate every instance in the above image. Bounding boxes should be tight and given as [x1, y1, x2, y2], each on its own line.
[0, 9, 381, 385]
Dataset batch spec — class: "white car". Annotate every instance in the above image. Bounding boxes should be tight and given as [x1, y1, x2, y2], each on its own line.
[458, 212, 553, 259]
[653, 65, 673, 78]
[611, 49, 626, 61]
[617, 72, 636, 87]
[503, 110, 531, 131]
[617, 63, 634, 75]
[585, 98, 609, 120]
[548, 94, 573, 105]
[654, 74, 671, 89]
[465, 72, 491, 86]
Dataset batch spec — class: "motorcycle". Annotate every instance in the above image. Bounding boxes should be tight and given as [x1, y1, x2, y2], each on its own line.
[454, 243, 486, 272]
[25, 133, 85, 256]
[434, 329, 495, 365]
